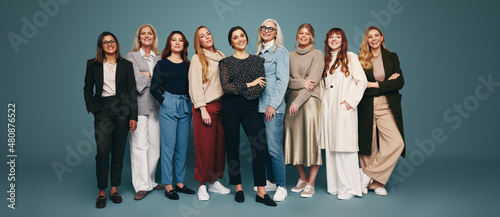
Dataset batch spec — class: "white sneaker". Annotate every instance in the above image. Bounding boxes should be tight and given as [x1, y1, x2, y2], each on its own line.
[300, 183, 315, 198]
[374, 187, 387, 196]
[273, 186, 288, 202]
[197, 185, 209, 201]
[291, 179, 307, 193]
[360, 168, 371, 195]
[253, 180, 278, 192]
[337, 193, 354, 200]
[208, 181, 231, 194]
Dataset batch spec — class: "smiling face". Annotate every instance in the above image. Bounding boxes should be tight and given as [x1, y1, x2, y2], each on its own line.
[297, 27, 312, 48]
[198, 27, 213, 49]
[328, 32, 342, 52]
[139, 27, 154, 47]
[231, 29, 247, 50]
[260, 21, 277, 44]
[102, 35, 117, 55]
[170, 33, 184, 53]
[367, 29, 384, 51]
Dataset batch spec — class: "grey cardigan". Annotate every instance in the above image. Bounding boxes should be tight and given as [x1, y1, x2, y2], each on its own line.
[125, 50, 161, 115]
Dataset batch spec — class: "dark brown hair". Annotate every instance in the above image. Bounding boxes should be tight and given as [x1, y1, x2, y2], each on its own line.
[323, 28, 350, 78]
[94, 31, 122, 64]
[227, 26, 248, 48]
[161, 30, 190, 64]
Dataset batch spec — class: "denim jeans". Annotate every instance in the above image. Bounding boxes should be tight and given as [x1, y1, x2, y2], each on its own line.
[262, 113, 286, 187]
[159, 91, 192, 185]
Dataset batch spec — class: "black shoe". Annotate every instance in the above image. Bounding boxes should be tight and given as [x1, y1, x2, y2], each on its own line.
[165, 189, 179, 200]
[96, 196, 106, 208]
[256, 194, 277, 206]
[110, 192, 122, 204]
[235, 190, 245, 203]
[175, 185, 195, 194]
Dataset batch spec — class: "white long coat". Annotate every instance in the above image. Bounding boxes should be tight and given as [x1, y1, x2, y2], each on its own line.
[322, 51, 367, 152]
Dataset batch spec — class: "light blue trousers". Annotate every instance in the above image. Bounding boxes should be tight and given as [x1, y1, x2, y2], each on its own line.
[159, 91, 192, 185]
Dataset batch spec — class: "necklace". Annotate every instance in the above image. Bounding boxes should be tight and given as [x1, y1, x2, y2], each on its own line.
[372, 52, 381, 64]
[105, 62, 116, 73]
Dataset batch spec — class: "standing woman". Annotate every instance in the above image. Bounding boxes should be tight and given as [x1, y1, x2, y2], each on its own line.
[255, 18, 289, 202]
[126, 24, 163, 201]
[358, 26, 405, 196]
[84, 31, 138, 208]
[219, 26, 276, 206]
[150, 31, 195, 200]
[283, 23, 325, 198]
[188, 25, 231, 201]
[322, 28, 367, 200]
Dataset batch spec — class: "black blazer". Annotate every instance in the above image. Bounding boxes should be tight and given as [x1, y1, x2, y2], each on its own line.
[84, 58, 138, 121]
[357, 49, 406, 157]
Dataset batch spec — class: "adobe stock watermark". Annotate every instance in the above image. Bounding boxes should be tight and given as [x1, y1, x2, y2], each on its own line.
[7, 0, 71, 54]
[177, 170, 230, 217]
[51, 127, 96, 182]
[387, 73, 500, 191]
[351, 0, 414, 52]
[52, 95, 138, 182]
[178, 129, 265, 217]
[212, 0, 243, 21]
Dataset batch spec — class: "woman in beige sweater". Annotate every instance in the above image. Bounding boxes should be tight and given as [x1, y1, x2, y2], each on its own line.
[283, 23, 325, 198]
[188, 25, 230, 201]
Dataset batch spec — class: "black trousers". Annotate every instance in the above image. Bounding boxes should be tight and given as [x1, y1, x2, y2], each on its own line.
[222, 95, 267, 187]
[93, 96, 129, 189]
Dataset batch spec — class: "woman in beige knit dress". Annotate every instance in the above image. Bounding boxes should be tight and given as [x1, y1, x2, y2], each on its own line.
[283, 23, 325, 198]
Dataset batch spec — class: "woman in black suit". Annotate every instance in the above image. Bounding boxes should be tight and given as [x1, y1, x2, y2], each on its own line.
[84, 31, 138, 208]
[357, 26, 405, 196]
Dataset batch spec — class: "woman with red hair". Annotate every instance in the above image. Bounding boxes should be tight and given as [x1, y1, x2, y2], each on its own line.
[322, 28, 367, 200]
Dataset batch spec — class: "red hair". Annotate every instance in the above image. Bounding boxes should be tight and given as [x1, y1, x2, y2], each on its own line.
[323, 28, 349, 78]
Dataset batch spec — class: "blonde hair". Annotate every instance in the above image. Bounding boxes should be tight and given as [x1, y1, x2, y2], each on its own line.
[131, 24, 159, 54]
[193, 25, 217, 84]
[295, 23, 315, 48]
[358, 26, 387, 71]
[255, 18, 285, 54]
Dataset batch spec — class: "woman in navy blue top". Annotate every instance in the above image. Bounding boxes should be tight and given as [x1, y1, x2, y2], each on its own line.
[150, 31, 195, 200]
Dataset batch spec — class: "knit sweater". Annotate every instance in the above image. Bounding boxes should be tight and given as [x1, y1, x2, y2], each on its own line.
[219, 55, 265, 100]
[288, 44, 325, 107]
[188, 49, 226, 109]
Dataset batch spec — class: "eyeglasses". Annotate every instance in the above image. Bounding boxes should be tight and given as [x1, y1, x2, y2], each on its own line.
[102, 39, 115, 45]
[260, 26, 276, 32]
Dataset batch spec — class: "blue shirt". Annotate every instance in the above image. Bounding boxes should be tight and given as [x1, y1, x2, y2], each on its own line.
[257, 44, 290, 113]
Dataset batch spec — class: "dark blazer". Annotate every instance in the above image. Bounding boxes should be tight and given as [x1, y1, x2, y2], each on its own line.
[84, 58, 138, 121]
[357, 49, 405, 157]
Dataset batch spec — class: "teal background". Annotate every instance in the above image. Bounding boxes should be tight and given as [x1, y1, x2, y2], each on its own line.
[1, 0, 499, 216]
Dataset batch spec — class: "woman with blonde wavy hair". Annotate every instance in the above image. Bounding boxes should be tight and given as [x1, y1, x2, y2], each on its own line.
[357, 26, 406, 196]
[188, 25, 231, 201]
[283, 23, 324, 198]
[125, 24, 163, 201]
